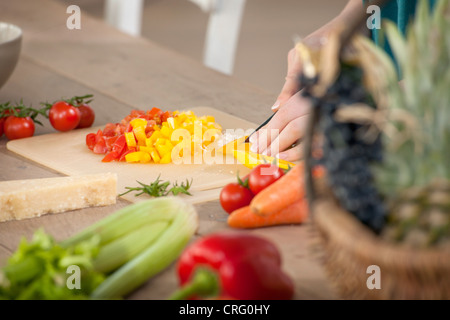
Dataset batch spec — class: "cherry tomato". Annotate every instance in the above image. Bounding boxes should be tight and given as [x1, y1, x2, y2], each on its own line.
[248, 164, 285, 195]
[220, 182, 254, 214]
[3, 116, 35, 140]
[0, 117, 5, 137]
[76, 103, 95, 129]
[49, 101, 81, 132]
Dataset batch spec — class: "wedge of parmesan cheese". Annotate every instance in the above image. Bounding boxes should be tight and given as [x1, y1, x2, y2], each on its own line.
[0, 173, 118, 222]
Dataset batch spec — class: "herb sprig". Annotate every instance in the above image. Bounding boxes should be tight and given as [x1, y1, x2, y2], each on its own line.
[119, 175, 193, 198]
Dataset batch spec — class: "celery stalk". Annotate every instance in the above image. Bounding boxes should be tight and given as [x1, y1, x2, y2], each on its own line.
[60, 198, 179, 248]
[90, 197, 198, 299]
[93, 221, 169, 274]
[1, 197, 198, 300]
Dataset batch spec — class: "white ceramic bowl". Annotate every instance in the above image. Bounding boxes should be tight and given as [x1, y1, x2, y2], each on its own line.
[0, 22, 22, 91]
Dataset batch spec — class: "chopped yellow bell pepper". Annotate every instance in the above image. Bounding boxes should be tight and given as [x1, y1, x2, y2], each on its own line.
[125, 151, 150, 163]
[125, 132, 136, 147]
[156, 143, 171, 158]
[220, 135, 248, 155]
[139, 152, 151, 163]
[133, 126, 147, 144]
[233, 149, 296, 170]
[149, 130, 163, 144]
[119, 110, 224, 164]
[129, 118, 147, 129]
[139, 146, 154, 153]
[160, 126, 172, 139]
[160, 152, 172, 164]
[167, 117, 175, 129]
[150, 149, 161, 163]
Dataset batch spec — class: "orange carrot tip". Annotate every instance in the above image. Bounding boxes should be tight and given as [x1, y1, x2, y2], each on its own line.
[227, 201, 309, 229]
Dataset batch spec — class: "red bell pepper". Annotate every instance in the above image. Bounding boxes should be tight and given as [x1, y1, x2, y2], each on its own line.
[169, 232, 295, 300]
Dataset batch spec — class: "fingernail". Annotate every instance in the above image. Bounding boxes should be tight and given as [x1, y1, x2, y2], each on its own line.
[271, 101, 280, 110]
[261, 149, 267, 156]
[249, 135, 256, 144]
[250, 144, 258, 153]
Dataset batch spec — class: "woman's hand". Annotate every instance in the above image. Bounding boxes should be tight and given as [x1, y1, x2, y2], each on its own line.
[251, 0, 365, 162]
[249, 91, 311, 162]
[251, 44, 312, 163]
[271, 46, 304, 112]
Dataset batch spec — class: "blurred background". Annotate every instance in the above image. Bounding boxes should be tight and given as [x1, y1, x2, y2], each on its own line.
[58, 0, 348, 96]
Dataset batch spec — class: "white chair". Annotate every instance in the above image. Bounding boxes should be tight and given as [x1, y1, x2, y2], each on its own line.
[104, 0, 144, 37]
[103, 0, 246, 75]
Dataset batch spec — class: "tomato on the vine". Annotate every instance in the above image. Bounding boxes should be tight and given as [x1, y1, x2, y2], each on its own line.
[48, 101, 81, 132]
[3, 116, 35, 140]
[41, 94, 95, 132]
[76, 103, 95, 128]
[248, 163, 285, 195]
[220, 181, 254, 214]
[0, 117, 5, 137]
[0, 101, 47, 140]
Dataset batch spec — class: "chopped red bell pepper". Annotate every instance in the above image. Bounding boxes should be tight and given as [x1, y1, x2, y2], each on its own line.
[111, 134, 126, 155]
[86, 133, 96, 150]
[161, 111, 172, 123]
[85, 108, 177, 161]
[170, 232, 295, 300]
[93, 136, 107, 154]
[102, 123, 117, 137]
[102, 151, 119, 162]
[94, 129, 103, 142]
[105, 136, 118, 150]
[119, 147, 136, 162]
[148, 107, 162, 118]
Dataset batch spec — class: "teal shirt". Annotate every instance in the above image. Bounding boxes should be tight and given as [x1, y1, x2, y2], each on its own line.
[366, 0, 437, 63]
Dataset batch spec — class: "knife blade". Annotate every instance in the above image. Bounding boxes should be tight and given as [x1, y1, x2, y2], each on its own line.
[244, 112, 277, 143]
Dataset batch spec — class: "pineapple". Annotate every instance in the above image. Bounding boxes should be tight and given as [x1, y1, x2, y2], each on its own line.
[299, 0, 450, 247]
[363, 0, 450, 249]
[297, 1, 450, 300]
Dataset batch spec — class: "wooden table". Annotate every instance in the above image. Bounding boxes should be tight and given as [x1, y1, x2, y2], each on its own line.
[0, 0, 338, 300]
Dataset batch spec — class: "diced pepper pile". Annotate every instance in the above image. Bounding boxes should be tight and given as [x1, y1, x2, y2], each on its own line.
[86, 108, 222, 164]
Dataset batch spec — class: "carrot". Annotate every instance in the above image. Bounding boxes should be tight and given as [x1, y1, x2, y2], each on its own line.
[249, 163, 326, 217]
[250, 163, 305, 216]
[227, 200, 309, 229]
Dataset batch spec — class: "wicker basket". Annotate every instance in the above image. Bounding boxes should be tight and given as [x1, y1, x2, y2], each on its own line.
[303, 105, 450, 300]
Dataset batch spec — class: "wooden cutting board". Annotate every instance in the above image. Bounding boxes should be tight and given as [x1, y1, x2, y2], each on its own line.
[6, 106, 257, 204]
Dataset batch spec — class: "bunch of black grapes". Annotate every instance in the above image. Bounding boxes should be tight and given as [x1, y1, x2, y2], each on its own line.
[302, 63, 387, 234]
